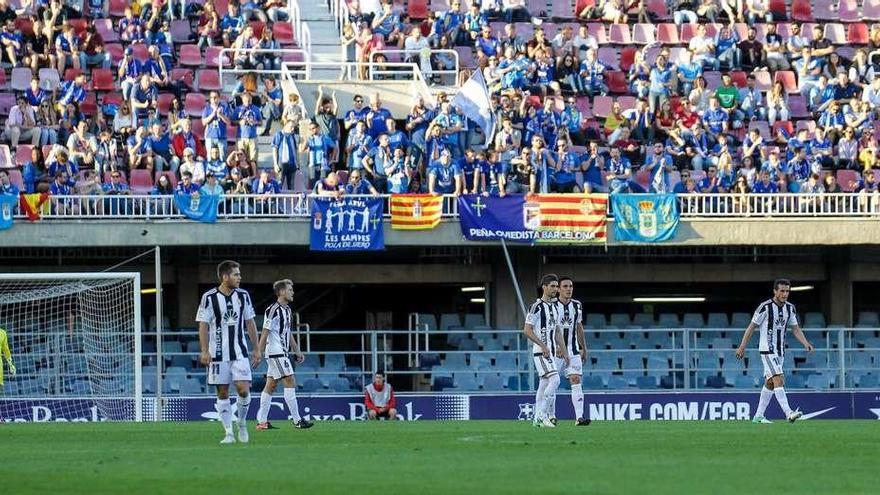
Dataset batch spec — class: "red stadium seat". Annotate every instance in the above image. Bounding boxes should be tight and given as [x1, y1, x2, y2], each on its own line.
[95, 18, 119, 43]
[191, 119, 205, 140]
[768, 0, 787, 16]
[791, 0, 813, 22]
[249, 21, 266, 39]
[14, 18, 33, 37]
[171, 68, 194, 89]
[275, 22, 296, 45]
[0, 94, 14, 116]
[179, 45, 203, 67]
[680, 24, 697, 44]
[102, 92, 123, 106]
[130, 169, 154, 194]
[730, 71, 747, 89]
[774, 71, 798, 94]
[204, 46, 228, 68]
[575, 96, 592, 118]
[80, 93, 98, 116]
[196, 70, 222, 92]
[632, 24, 655, 45]
[646, 0, 669, 20]
[7, 169, 23, 189]
[409, 0, 428, 19]
[575, 0, 595, 17]
[606, 71, 627, 94]
[591, 96, 613, 118]
[10, 67, 31, 92]
[788, 96, 810, 119]
[131, 43, 149, 61]
[848, 23, 869, 45]
[609, 24, 632, 44]
[69, 18, 88, 37]
[171, 20, 193, 43]
[92, 69, 114, 91]
[753, 70, 772, 92]
[617, 96, 636, 111]
[0, 145, 10, 168]
[550, 0, 572, 20]
[105, 43, 124, 64]
[185, 93, 206, 118]
[14, 144, 33, 167]
[635, 169, 651, 190]
[619, 47, 637, 72]
[824, 24, 846, 45]
[109, 0, 127, 17]
[63, 68, 82, 82]
[157, 93, 176, 116]
[656, 24, 679, 44]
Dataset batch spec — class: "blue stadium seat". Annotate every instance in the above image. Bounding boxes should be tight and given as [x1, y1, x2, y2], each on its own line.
[184, 341, 202, 353]
[646, 355, 669, 377]
[470, 353, 492, 369]
[329, 377, 352, 392]
[420, 352, 441, 368]
[416, 313, 438, 331]
[730, 313, 751, 328]
[657, 313, 681, 328]
[300, 354, 321, 369]
[494, 353, 517, 371]
[323, 354, 346, 371]
[169, 354, 194, 369]
[786, 374, 807, 389]
[804, 312, 827, 328]
[584, 375, 606, 389]
[161, 341, 182, 355]
[439, 313, 462, 330]
[609, 313, 631, 327]
[482, 339, 504, 351]
[805, 373, 834, 389]
[620, 353, 644, 372]
[463, 314, 486, 329]
[443, 352, 468, 369]
[585, 313, 606, 328]
[857, 311, 879, 327]
[733, 375, 757, 388]
[253, 360, 269, 376]
[453, 373, 480, 391]
[710, 338, 733, 350]
[302, 378, 323, 392]
[607, 375, 629, 389]
[857, 373, 879, 388]
[632, 313, 655, 327]
[506, 375, 525, 391]
[705, 375, 726, 388]
[682, 313, 705, 328]
[592, 353, 619, 372]
[180, 379, 203, 395]
[636, 376, 658, 389]
[694, 351, 720, 370]
[446, 326, 466, 348]
[707, 313, 730, 328]
[848, 351, 873, 370]
[481, 373, 505, 391]
[459, 338, 479, 351]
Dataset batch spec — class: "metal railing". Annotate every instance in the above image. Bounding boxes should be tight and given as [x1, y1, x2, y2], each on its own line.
[5, 326, 878, 397]
[280, 59, 431, 84]
[10, 193, 880, 221]
[369, 49, 460, 84]
[218, 47, 311, 82]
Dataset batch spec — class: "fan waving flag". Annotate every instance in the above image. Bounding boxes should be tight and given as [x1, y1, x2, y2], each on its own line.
[19, 192, 50, 221]
[390, 194, 443, 230]
[451, 69, 496, 146]
[0, 194, 16, 230]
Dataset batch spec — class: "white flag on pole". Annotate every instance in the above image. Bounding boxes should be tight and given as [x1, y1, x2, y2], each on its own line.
[451, 69, 497, 147]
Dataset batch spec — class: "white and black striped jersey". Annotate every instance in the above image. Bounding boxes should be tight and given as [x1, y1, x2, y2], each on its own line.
[196, 287, 256, 361]
[556, 298, 584, 356]
[526, 298, 559, 354]
[751, 299, 799, 357]
[262, 302, 293, 357]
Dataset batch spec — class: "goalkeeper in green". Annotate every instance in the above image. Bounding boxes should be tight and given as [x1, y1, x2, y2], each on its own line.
[0, 327, 15, 392]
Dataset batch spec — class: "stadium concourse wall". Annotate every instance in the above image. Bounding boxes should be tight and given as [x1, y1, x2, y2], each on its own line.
[3, 392, 879, 422]
[5, 218, 880, 248]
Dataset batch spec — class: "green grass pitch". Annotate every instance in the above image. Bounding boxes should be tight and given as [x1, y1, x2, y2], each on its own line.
[1, 420, 877, 494]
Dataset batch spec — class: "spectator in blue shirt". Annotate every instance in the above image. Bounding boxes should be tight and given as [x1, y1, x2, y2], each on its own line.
[752, 170, 780, 194]
[581, 141, 605, 193]
[431, 101, 463, 159]
[786, 146, 819, 192]
[645, 141, 674, 193]
[202, 91, 232, 160]
[118, 47, 143, 102]
[475, 25, 500, 66]
[272, 120, 299, 190]
[428, 151, 462, 195]
[385, 119, 409, 153]
[102, 171, 131, 196]
[605, 147, 632, 194]
[698, 166, 723, 194]
[648, 55, 674, 114]
[47, 149, 78, 181]
[701, 97, 729, 139]
[457, 149, 481, 194]
[299, 120, 337, 186]
[552, 141, 581, 193]
[252, 169, 281, 195]
[236, 92, 262, 163]
[260, 76, 284, 135]
[49, 171, 72, 196]
[578, 48, 609, 98]
[131, 75, 158, 120]
[344, 94, 370, 131]
[0, 170, 20, 196]
[363, 133, 394, 193]
[177, 171, 201, 195]
[0, 21, 23, 68]
[345, 169, 380, 195]
[818, 101, 847, 144]
[57, 74, 88, 111]
[365, 93, 392, 139]
[677, 51, 703, 97]
[204, 147, 227, 181]
[146, 123, 173, 173]
[221, 3, 247, 45]
[54, 24, 85, 73]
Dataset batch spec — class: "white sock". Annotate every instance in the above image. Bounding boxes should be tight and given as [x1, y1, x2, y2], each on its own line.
[571, 382, 585, 420]
[755, 386, 773, 418]
[283, 387, 302, 422]
[236, 394, 251, 427]
[215, 398, 233, 435]
[535, 378, 549, 420]
[543, 374, 560, 419]
[256, 391, 272, 423]
[773, 387, 792, 415]
[548, 389, 557, 418]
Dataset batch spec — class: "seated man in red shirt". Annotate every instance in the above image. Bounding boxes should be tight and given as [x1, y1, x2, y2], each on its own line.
[364, 372, 397, 420]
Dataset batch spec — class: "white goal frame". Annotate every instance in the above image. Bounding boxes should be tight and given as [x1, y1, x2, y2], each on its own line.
[0, 272, 143, 422]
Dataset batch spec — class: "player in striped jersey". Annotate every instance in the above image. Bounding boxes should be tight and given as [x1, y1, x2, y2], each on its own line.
[548, 277, 590, 426]
[255, 279, 314, 430]
[736, 279, 815, 424]
[197, 260, 262, 444]
[523, 274, 568, 428]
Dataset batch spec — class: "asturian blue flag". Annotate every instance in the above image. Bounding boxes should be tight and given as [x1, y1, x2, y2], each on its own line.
[174, 192, 219, 223]
[310, 196, 385, 251]
[611, 194, 680, 243]
[0, 194, 16, 230]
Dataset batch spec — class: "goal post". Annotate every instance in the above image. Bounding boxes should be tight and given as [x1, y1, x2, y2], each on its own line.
[0, 272, 143, 422]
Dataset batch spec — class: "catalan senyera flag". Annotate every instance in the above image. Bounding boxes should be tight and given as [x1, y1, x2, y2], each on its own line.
[19, 192, 51, 221]
[526, 193, 608, 243]
[390, 194, 443, 230]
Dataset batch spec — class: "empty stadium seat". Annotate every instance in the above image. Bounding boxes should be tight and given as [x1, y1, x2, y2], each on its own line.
[196, 70, 222, 92]
[857, 311, 880, 327]
[328, 377, 352, 392]
[857, 374, 879, 388]
[790, 0, 813, 22]
[682, 313, 704, 328]
[657, 313, 680, 328]
[463, 314, 486, 329]
[302, 378, 323, 392]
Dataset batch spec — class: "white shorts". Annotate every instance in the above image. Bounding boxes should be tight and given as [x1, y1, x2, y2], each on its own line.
[207, 358, 253, 385]
[554, 355, 584, 378]
[533, 353, 558, 377]
[760, 353, 784, 380]
[266, 355, 295, 380]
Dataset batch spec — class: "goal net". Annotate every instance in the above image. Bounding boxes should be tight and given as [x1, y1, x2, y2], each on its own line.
[0, 273, 142, 422]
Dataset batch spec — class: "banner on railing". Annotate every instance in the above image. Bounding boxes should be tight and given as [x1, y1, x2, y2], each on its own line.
[611, 194, 680, 242]
[19, 192, 50, 221]
[310, 196, 385, 251]
[173, 192, 218, 223]
[0, 194, 15, 230]
[390, 194, 443, 230]
[2, 392, 877, 422]
[457, 194, 607, 244]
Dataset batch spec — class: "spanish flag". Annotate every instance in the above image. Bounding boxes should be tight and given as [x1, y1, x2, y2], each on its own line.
[526, 193, 608, 243]
[390, 194, 443, 230]
[19, 192, 51, 221]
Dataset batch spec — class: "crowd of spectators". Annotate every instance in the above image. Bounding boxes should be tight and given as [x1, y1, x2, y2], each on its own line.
[1, 0, 879, 215]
